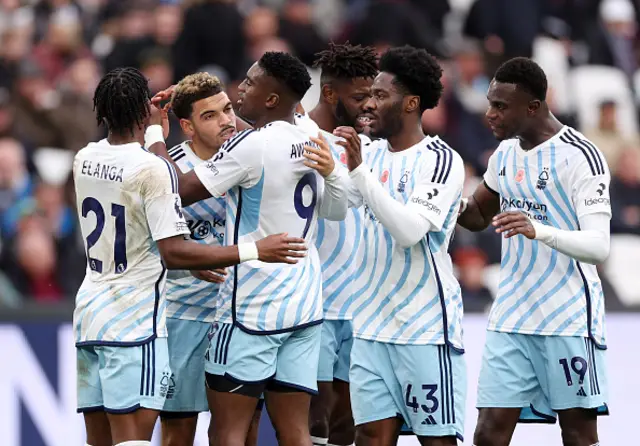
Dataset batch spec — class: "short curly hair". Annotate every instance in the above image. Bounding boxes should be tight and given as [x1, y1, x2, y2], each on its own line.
[494, 57, 547, 101]
[314, 42, 378, 84]
[378, 46, 443, 112]
[170, 72, 224, 120]
[258, 51, 311, 100]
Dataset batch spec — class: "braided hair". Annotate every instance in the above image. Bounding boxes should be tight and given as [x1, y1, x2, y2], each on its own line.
[93, 67, 151, 136]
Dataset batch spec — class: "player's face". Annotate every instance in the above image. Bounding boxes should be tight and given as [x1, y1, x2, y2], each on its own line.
[184, 92, 237, 150]
[333, 77, 374, 133]
[485, 80, 531, 141]
[237, 63, 270, 123]
[361, 72, 404, 139]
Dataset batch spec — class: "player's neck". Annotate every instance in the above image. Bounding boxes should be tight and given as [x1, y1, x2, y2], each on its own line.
[518, 114, 564, 151]
[308, 104, 336, 133]
[189, 138, 218, 161]
[387, 122, 425, 153]
[253, 109, 295, 128]
[107, 130, 144, 147]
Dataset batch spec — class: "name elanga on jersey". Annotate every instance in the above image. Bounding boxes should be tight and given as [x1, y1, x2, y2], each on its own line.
[79, 159, 124, 183]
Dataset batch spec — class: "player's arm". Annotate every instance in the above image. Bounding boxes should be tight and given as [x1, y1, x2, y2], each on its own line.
[457, 150, 501, 231]
[156, 234, 307, 269]
[141, 160, 306, 268]
[303, 134, 348, 221]
[337, 127, 465, 248]
[492, 154, 611, 264]
[144, 104, 213, 205]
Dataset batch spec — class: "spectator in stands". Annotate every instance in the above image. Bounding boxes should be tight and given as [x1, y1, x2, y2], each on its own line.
[586, 0, 638, 78]
[32, 7, 92, 85]
[173, 0, 246, 82]
[611, 146, 640, 235]
[14, 223, 64, 302]
[0, 137, 33, 237]
[584, 100, 636, 172]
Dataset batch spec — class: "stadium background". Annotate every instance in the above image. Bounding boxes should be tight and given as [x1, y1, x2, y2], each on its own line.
[0, 0, 639, 444]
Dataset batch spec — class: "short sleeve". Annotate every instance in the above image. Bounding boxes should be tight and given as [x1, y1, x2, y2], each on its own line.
[483, 148, 500, 195]
[570, 150, 612, 219]
[141, 158, 190, 241]
[406, 146, 465, 232]
[193, 129, 263, 197]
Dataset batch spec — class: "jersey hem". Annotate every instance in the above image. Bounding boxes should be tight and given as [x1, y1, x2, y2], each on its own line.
[234, 318, 323, 335]
[322, 314, 353, 321]
[353, 332, 464, 352]
[75, 334, 159, 347]
[486, 326, 607, 348]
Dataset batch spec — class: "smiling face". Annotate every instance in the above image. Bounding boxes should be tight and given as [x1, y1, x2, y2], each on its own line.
[182, 91, 237, 150]
[485, 80, 539, 141]
[331, 77, 374, 133]
[361, 72, 405, 139]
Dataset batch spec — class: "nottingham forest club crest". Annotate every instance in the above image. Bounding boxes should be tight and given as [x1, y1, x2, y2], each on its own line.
[537, 168, 550, 190]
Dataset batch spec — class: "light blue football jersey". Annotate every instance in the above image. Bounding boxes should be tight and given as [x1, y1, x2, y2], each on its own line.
[483, 126, 610, 347]
[193, 123, 346, 333]
[164, 141, 226, 323]
[350, 136, 465, 349]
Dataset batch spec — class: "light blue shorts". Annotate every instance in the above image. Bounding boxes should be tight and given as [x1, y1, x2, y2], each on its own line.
[205, 322, 322, 394]
[77, 337, 171, 413]
[162, 318, 211, 413]
[477, 331, 609, 423]
[350, 338, 466, 440]
[318, 319, 353, 382]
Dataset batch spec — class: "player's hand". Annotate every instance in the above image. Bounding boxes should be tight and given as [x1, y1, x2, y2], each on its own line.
[148, 102, 171, 139]
[255, 233, 307, 264]
[492, 211, 536, 239]
[303, 133, 335, 178]
[333, 126, 361, 171]
[190, 269, 227, 284]
[151, 84, 176, 106]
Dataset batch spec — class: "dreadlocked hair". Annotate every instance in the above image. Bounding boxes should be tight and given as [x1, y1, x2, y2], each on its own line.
[93, 67, 151, 136]
[258, 52, 311, 100]
[313, 42, 378, 84]
[379, 45, 443, 112]
[170, 72, 224, 120]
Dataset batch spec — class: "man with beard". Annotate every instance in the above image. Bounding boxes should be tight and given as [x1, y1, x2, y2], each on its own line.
[337, 46, 467, 445]
[148, 51, 349, 446]
[159, 72, 263, 446]
[297, 42, 379, 446]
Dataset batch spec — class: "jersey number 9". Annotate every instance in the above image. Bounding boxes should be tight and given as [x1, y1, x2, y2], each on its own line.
[294, 172, 318, 238]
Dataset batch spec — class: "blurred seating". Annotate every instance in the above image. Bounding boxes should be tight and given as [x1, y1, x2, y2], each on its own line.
[569, 65, 638, 137]
[533, 36, 571, 115]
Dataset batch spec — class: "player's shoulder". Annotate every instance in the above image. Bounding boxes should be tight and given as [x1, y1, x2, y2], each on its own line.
[421, 136, 463, 165]
[219, 128, 260, 153]
[556, 126, 608, 176]
[294, 112, 321, 135]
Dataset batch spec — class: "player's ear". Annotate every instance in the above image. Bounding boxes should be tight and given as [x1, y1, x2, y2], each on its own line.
[321, 83, 337, 105]
[265, 93, 280, 110]
[179, 118, 194, 136]
[528, 99, 541, 115]
[405, 95, 420, 114]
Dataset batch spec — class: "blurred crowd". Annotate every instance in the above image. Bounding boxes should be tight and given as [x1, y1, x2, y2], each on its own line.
[1, 0, 640, 312]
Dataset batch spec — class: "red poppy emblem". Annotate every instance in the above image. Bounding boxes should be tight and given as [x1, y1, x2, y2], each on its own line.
[339, 152, 347, 165]
[380, 170, 389, 183]
[515, 169, 525, 183]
